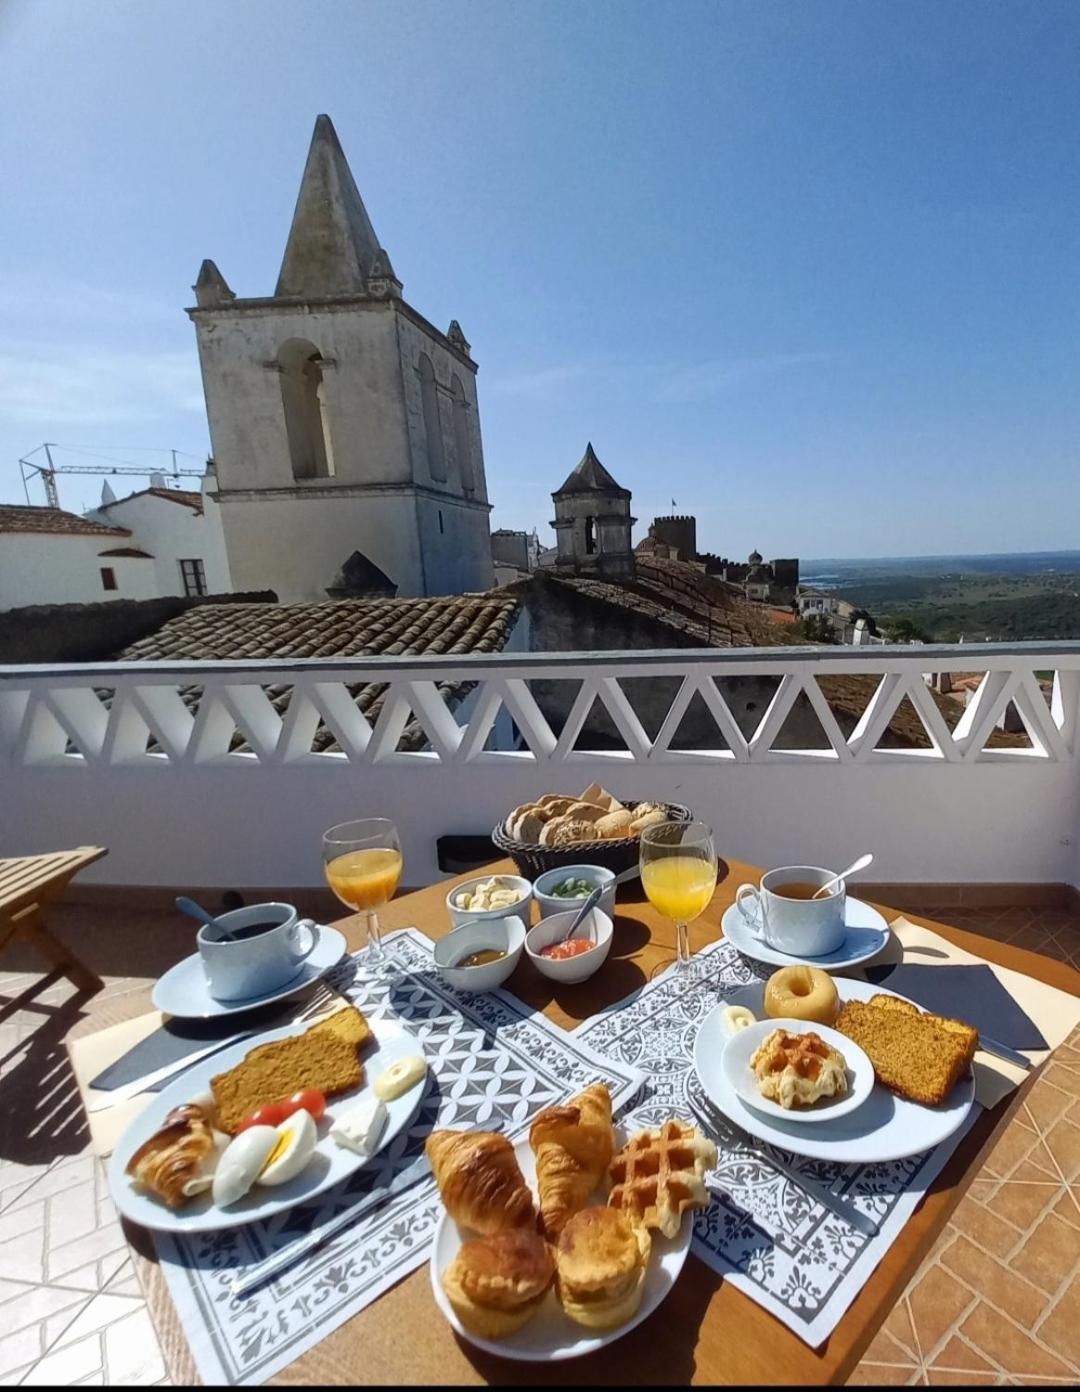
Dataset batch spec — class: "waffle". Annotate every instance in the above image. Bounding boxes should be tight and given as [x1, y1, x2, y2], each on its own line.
[607, 1120, 717, 1238]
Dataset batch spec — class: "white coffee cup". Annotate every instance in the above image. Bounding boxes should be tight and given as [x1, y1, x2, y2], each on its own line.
[197, 902, 321, 1002]
[734, 866, 847, 958]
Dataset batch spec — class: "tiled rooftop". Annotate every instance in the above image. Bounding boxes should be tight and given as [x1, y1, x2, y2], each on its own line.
[0, 506, 129, 539]
[98, 488, 204, 516]
[117, 594, 520, 752]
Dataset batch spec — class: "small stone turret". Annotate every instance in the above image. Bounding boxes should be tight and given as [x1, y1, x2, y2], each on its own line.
[192, 259, 235, 308]
[551, 443, 636, 578]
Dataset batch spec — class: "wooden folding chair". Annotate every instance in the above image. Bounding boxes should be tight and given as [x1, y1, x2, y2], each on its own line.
[0, 847, 107, 994]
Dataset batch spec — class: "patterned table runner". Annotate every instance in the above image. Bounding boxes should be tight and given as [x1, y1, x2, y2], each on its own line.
[154, 928, 645, 1385]
[575, 938, 980, 1348]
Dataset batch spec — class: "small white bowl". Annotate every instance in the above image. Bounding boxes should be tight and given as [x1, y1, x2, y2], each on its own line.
[446, 874, 533, 928]
[532, 864, 617, 922]
[524, 908, 613, 984]
[721, 1018, 874, 1124]
[434, 916, 527, 991]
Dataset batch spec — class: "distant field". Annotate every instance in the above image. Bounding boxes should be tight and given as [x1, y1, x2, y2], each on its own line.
[801, 552, 1080, 642]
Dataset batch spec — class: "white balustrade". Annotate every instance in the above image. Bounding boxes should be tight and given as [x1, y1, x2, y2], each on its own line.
[3, 645, 1080, 890]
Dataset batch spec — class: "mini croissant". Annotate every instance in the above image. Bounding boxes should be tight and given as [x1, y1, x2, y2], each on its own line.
[425, 1130, 535, 1234]
[529, 1082, 614, 1237]
[125, 1103, 217, 1209]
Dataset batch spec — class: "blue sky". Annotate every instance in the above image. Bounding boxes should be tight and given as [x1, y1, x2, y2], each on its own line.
[2, 0, 1078, 558]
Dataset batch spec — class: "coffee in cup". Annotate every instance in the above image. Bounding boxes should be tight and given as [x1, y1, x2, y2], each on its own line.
[196, 902, 321, 1001]
[734, 866, 847, 958]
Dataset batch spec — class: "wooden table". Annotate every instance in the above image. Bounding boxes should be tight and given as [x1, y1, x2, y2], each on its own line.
[74, 856, 1080, 1386]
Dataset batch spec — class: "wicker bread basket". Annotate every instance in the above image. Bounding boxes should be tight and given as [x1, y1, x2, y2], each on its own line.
[491, 801, 693, 880]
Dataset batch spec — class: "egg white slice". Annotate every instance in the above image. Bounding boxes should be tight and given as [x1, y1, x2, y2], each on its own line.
[256, 1109, 318, 1187]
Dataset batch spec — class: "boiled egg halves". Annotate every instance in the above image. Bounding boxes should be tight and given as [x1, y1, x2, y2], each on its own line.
[211, 1110, 318, 1206]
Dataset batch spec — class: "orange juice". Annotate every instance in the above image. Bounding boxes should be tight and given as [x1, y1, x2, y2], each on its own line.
[325, 847, 402, 910]
[641, 855, 717, 923]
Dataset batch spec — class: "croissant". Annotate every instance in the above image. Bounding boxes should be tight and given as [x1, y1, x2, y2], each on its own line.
[125, 1103, 218, 1209]
[425, 1130, 535, 1234]
[529, 1082, 614, 1237]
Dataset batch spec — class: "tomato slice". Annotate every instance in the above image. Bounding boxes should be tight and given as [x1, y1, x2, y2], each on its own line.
[281, 1088, 327, 1121]
[235, 1102, 288, 1132]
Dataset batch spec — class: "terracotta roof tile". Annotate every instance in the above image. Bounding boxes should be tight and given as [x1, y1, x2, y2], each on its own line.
[0, 505, 130, 538]
[119, 595, 519, 752]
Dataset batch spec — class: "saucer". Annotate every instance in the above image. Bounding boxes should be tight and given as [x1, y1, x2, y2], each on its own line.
[152, 925, 347, 1019]
[721, 897, 890, 970]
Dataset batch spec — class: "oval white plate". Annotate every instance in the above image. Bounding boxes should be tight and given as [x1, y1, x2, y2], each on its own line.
[152, 926, 347, 1019]
[693, 978, 976, 1164]
[721, 897, 890, 970]
[109, 1016, 425, 1233]
[430, 1130, 692, 1361]
[721, 1018, 873, 1125]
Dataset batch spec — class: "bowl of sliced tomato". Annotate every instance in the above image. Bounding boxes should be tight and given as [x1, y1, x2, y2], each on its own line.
[524, 907, 613, 984]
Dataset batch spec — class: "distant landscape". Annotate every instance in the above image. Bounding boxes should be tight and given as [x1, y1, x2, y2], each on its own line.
[801, 552, 1080, 643]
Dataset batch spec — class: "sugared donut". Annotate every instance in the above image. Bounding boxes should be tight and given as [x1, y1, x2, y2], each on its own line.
[763, 965, 839, 1026]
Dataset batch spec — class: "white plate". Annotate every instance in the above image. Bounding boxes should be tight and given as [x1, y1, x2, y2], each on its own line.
[108, 1016, 425, 1233]
[721, 896, 890, 970]
[430, 1130, 692, 1361]
[693, 978, 976, 1163]
[152, 926, 347, 1018]
[721, 1019, 874, 1125]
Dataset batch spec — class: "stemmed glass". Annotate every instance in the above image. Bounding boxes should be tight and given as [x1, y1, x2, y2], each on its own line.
[322, 818, 402, 965]
[639, 820, 718, 971]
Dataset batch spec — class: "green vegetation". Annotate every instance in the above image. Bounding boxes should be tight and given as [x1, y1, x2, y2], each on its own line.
[835, 572, 1080, 642]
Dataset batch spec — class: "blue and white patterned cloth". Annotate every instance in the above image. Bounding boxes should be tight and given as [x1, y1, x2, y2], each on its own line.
[155, 928, 645, 1385]
[575, 937, 980, 1347]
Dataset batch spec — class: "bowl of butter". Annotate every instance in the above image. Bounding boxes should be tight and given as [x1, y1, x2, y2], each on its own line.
[446, 873, 533, 928]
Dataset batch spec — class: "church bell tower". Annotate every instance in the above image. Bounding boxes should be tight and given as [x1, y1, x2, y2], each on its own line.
[188, 115, 494, 602]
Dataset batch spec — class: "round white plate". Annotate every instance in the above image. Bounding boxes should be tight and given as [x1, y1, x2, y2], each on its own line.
[721, 897, 890, 970]
[109, 1016, 425, 1233]
[721, 1018, 874, 1125]
[693, 978, 976, 1164]
[430, 1130, 693, 1361]
[152, 926, 347, 1019]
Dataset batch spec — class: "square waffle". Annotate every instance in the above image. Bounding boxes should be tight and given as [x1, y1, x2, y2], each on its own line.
[607, 1120, 717, 1238]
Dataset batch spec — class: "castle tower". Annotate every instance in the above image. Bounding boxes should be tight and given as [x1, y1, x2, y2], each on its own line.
[551, 443, 635, 578]
[187, 115, 494, 602]
[648, 514, 697, 560]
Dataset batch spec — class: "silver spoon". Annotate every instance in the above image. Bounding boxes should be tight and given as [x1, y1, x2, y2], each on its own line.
[558, 884, 604, 944]
[176, 895, 239, 941]
[812, 852, 874, 900]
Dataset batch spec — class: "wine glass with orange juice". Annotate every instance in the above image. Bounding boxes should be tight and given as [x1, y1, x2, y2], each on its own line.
[639, 821, 717, 971]
[322, 818, 402, 965]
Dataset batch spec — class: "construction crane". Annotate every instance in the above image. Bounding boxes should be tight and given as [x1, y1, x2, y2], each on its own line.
[17, 443, 206, 509]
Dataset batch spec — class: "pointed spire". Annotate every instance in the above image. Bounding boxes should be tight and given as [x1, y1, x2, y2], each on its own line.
[553, 443, 630, 499]
[100, 480, 117, 506]
[275, 114, 388, 298]
[446, 319, 470, 355]
[193, 259, 235, 307]
[365, 246, 402, 299]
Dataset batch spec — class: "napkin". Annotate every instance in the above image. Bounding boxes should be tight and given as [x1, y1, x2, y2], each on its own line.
[861, 963, 1048, 1051]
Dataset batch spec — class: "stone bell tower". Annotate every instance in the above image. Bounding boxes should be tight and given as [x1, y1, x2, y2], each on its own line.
[187, 115, 494, 602]
[551, 443, 636, 578]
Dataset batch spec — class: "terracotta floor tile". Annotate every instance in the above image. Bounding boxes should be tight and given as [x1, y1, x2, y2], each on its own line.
[950, 1191, 1023, 1260]
[960, 1303, 1072, 1378]
[940, 1236, 1050, 1330]
[925, 1333, 997, 1374]
[1034, 1276, 1080, 1368]
[883, 1299, 921, 1360]
[848, 1363, 915, 1385]
[984, 1122, 1041, 1179]
[908, 1262, 978, 1359]
[1043, 1120, 1080, 1180]
[1006, 1212, 1078, 1295]
[925, 1374, 997, 1385]
[1043, 1062, 1080, 1097]
[1051, 1186, 1080, 1227]
[862, 1324, 919, 1368]
[967, 1178, 999, 1205]
[1024, 1080, 1073, 1135]
[985, 1177, 1065, 1232]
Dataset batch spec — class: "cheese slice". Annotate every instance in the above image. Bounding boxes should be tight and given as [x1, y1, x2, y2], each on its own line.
[329, 1096, 388, 1158]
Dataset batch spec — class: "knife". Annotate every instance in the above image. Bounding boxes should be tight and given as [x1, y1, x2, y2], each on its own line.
[688, 1093, 881, 1239]
[86, 1034, 250, 1111]
[977, 1033, 1033, 1071]
[230, 1155, 432, 1298]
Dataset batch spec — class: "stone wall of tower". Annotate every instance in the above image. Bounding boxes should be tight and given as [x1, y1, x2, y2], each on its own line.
[649, 514, 697, 559]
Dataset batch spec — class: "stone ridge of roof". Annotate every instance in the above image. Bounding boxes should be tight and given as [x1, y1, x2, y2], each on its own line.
[0, 505, 131, 538]
[99, 487, 204, 514]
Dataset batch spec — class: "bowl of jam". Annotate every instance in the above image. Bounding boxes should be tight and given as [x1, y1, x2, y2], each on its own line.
[524, 908, 613, 984]
[434, 915, 527, 991]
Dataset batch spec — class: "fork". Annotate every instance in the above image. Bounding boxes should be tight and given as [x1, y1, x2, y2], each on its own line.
[688, 1093, 880, 1238]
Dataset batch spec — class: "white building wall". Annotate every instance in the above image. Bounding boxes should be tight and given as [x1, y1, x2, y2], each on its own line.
[88, 492, 232, 596]
[0, 535, 156, 609]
